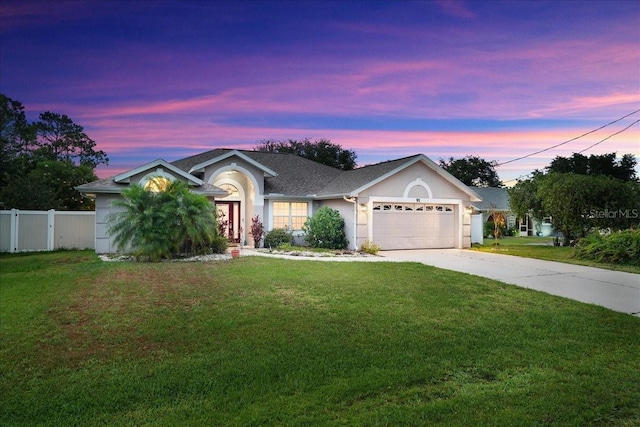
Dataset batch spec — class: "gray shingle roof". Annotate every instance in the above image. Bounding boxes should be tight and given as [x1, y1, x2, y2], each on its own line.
[317, 155, 423, 196]
[470, 186, 510, 211]
[170, 148, 231, 172]
[172, 149, 343, 196]
[78, 149, 341, 196]
[242, 151, 342, 196]
[78, 149, 479, 201]
[75, 177, 129, 194]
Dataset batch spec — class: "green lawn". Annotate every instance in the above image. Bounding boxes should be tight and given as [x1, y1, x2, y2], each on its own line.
[473, 236, 640, 274]
[1, 251, 639, 426]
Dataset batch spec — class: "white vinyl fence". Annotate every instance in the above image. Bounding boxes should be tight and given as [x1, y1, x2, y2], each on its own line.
[0, 209, 95, 253]
[470, 213, 484, 245]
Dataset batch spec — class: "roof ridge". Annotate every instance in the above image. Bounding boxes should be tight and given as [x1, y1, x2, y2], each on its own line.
[171, 148, 230, 163]
[355, 154, 422, 170]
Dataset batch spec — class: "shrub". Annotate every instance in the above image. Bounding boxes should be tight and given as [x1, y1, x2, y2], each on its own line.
[209, 236, 229, 254]
[484, 220, 506, 239]
[264, 228, 294, 249]
[505, 226, 519, 237]
[483, 221, 494, 238]
[360, 240, 381, 255]
[574, 229, 640, 266]
[303, 207, 348, 249]
[278, 242, 294, 251]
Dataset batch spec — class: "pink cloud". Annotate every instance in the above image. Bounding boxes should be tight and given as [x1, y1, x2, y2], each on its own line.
[90, 114, 640, 186]
[529, 93, 640, 118]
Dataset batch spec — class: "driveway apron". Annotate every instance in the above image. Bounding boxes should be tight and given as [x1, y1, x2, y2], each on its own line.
[381, 249, 640, 316]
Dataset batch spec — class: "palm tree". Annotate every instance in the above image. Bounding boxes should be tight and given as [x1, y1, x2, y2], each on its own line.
[107, 179, 219, 261]
[107, 184, 173, 260]
[168, 181, 218, 254]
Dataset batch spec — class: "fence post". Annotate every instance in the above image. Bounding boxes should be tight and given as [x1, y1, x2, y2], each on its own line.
[10, 209, 17, 253]
[48, 209, 55, 251]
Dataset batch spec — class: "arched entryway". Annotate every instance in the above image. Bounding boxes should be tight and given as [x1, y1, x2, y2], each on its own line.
[211, 167, 260, 246]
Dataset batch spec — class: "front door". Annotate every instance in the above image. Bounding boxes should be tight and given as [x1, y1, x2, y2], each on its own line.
[216, 201, 241, 243]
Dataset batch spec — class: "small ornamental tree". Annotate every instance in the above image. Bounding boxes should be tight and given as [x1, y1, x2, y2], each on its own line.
[217, 210, 228, 239]
[303, 206, 348, 249]
[488, 206, 506, 246]
[249, 215, 265, 247]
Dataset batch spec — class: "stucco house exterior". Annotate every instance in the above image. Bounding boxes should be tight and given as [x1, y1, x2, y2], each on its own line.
[77, 149, 482, 253]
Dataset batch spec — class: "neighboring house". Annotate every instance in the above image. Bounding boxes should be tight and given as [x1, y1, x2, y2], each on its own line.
[76, 149, 481, 253]
[470, 186, 555, 237]
[469, 187, 517, 233]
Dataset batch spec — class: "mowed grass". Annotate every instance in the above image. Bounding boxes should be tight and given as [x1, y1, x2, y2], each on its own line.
[473, 236, 640, 274]
[1, 251, 639, 426]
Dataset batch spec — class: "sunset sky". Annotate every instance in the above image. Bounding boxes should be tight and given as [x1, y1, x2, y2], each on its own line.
[1, 0, 638, 184]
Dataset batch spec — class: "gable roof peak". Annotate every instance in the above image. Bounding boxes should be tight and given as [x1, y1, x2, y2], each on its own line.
[113, 159, 204, 186]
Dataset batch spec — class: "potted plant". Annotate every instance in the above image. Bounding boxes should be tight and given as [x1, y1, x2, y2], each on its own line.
[231, 248, 241, 258]
[249, 215, 265, 248]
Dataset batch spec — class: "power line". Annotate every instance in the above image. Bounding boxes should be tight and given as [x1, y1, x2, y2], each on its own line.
[500, 115, 640, 185]
[496, 109, 640, 167]
[577, 119, 640, 154]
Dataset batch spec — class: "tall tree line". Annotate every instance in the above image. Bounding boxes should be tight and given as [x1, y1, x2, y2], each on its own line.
[509, 152, 639, 246]
[1, 94, 108, 210]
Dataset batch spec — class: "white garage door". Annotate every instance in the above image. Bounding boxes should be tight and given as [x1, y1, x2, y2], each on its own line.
[372, 202, 456, 250]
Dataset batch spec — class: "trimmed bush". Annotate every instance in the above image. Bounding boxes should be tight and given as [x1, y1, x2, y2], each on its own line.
[574, 229, 640, 266]
[210, 236, 229, 254]
[264, 228, 294, 249]
[303, 207, 348, 249]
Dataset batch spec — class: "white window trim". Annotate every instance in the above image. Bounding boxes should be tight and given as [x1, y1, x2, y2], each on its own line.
[269, 200, 311, 232]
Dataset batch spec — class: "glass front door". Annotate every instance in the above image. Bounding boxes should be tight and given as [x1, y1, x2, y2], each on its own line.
[216, 201, 241, 243]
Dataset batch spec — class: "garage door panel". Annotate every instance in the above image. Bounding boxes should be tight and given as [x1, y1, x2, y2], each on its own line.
[373, 203, 456, 250]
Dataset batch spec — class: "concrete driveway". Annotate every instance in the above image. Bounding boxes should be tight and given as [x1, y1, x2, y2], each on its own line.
[381, 249, 640, 317]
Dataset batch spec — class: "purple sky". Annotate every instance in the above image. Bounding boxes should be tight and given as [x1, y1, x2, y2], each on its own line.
[1, 0, 639, 183]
